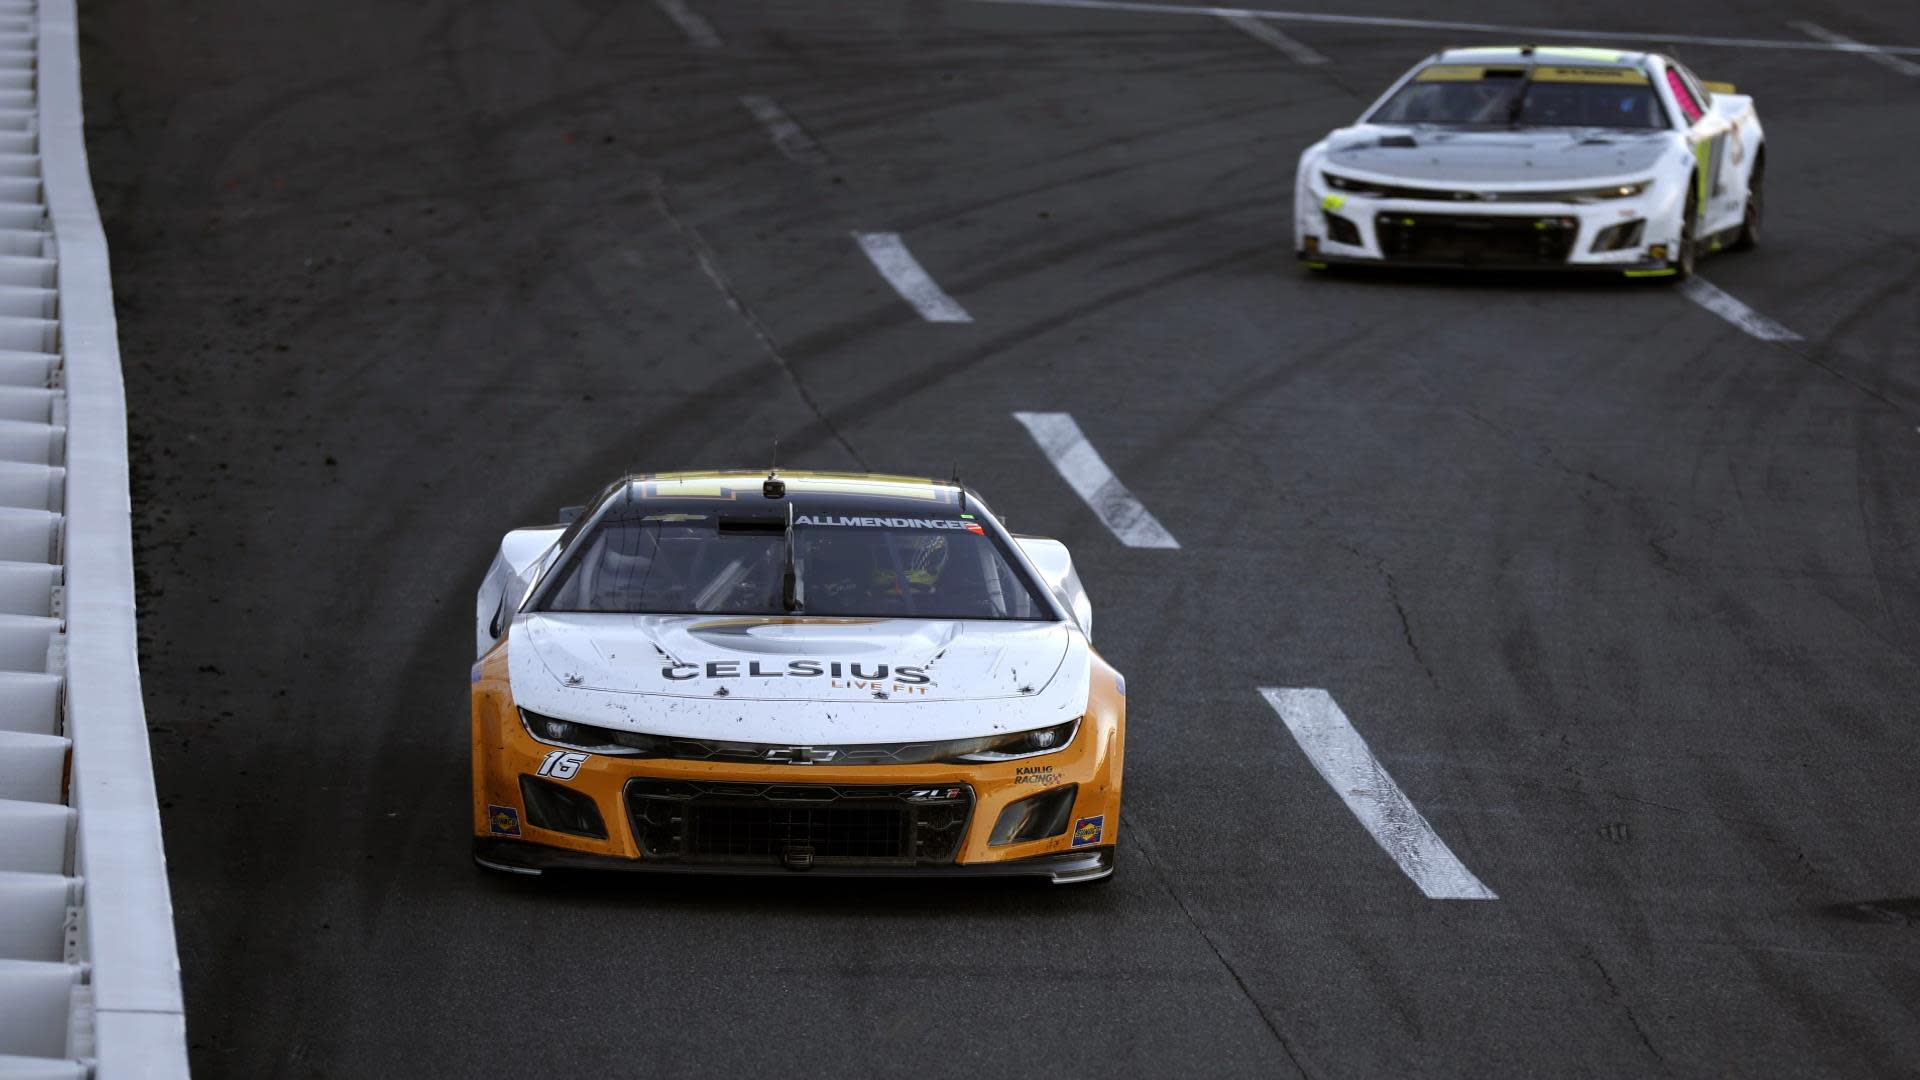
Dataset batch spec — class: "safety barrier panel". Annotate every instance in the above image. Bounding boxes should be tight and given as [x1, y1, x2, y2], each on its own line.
[0, 0, 189, 1076]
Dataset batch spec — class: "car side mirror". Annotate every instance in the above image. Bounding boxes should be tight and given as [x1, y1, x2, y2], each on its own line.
[1013, 535, 1093, 642]
[475, 526, 567, 656]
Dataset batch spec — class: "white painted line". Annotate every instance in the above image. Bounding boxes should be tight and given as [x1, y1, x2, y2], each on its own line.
[852, 232, 973, 323]
[739, 95, 828, 164]
[1679, 278, 1802, 343]
[1261, 688, 1497, 901]
[1012, 412, 1180, 549]
[1220, 13, 1327, 64]
[653, 0, 721, 48]
[968, 0, 1920, 56]
[1788, 21, 1920, 76]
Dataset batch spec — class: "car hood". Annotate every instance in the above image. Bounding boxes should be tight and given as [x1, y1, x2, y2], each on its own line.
[507, 613, 1087, 744]
[1321, 125, 1671, 186]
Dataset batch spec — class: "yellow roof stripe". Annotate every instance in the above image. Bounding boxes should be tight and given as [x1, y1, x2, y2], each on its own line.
[1415, 64, 1518, 82]
[1532, 65, 1649, 84]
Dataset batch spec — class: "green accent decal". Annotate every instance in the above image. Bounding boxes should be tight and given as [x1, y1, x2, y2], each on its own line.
[1692, 140, 1712, 216]
[1623, 268, 1679, 278]
[1321, 194, 1346, 212]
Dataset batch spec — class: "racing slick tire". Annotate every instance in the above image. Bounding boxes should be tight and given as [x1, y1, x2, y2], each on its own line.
[1673, 181, 1700, 281]
[1732, 153, 1764, 252]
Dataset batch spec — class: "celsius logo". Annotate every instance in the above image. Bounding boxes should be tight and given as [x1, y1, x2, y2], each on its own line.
[662, 660, 931, 684]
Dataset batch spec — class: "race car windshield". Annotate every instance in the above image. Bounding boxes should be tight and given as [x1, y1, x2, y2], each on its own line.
[536, 495, 1054, 620]
[1369, 66, 1665, 129]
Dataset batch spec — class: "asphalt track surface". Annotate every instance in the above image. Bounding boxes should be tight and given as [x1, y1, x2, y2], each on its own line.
[82, 0, 1920, 1076]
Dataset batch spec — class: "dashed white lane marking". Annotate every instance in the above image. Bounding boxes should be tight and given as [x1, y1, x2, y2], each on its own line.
[1679, 278, 1803, 343]
[739, 95, 828, 164]
[1787, 21, 1920, 76]
[1261, 688, 1498, 901]
[967, 0, 1920, 56]
[654, 0, 722, 48]
[852, 232, 973, 323]
[1013, 412, 1180, 549]
[1220, 13, 1327, 64]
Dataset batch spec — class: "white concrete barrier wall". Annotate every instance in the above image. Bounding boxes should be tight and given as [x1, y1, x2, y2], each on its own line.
[0, 0, 190, 1075]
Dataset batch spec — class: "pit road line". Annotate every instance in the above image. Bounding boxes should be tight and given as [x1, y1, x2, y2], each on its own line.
[1012, 412, 1180, 549]
[1679, 278, 1802, 343]
[1220, 14, 1327, 65]
[967, 0, 1920, 56]
[1787, 21, 1920, 76]
[1260, 688, 1498, 901]
[653, 0, 721, 48]
[739, 95, 828, 164]
[852, 232, 973, 323]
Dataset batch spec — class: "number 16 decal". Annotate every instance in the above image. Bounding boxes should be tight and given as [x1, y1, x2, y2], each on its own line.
[537, 750, 589, 780]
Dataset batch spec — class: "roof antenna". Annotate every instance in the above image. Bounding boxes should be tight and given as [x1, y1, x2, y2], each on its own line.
[1519, 43, 1536, 56]
[764, 439, 785, 499]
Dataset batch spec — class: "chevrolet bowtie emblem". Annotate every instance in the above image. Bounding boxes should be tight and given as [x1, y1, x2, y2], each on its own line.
[764, 746, 837, 764]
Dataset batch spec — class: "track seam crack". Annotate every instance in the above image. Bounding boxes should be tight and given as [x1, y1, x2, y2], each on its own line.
[647, 173, 867, 468]
[1332, 540, 1438, 688]
[1130, 820, 1315, 1079]
[1581, 946, 1668, 1072]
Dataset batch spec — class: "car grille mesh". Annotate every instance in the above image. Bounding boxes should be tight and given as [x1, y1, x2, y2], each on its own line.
[1375, 213, 1577, 265]
[626, 780, 971, 867]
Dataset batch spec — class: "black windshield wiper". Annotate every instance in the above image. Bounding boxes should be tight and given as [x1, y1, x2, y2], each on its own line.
[781, 502, 803, 613]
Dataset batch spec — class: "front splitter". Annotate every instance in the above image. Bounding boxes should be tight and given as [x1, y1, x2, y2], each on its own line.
[472, 838, 1116, 885]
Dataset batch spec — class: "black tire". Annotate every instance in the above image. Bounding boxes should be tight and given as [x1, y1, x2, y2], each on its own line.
[1674, 183, 1699, 281]
[1732, 153, 1764, 252]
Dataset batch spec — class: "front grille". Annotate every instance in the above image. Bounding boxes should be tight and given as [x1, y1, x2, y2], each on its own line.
[626, 780, 973, 868]
[1376, 213, 1577, 266]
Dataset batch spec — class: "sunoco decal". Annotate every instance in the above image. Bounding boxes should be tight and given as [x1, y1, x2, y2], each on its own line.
[1072, 815, 1104, 847]
[488, 805, 522, 837]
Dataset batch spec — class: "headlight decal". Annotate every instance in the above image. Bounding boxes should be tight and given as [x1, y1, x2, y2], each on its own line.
[518, 709, 1081, 766]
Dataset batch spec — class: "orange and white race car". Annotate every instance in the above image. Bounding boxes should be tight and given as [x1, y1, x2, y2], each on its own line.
[469, 470, 1123, 884]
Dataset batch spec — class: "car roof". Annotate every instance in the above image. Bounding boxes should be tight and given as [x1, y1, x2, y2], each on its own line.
[622, 469, 959, 502]
[1431, 45, 1651, 68]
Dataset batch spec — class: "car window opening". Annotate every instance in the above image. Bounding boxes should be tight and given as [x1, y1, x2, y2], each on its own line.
[537, 496, 1053, 621]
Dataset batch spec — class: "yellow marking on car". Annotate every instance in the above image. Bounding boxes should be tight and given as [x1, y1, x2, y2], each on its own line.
[1414, 64, 1508, 81]
[1701, 80, 1736, 94]
[1322, 194, 1347, 211]
[1623, 268, 1678, 278]
[1532, 66, 1649, 84]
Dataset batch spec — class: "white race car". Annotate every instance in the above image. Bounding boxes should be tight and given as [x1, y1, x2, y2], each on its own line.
[1294, 46, 1763, 278]
[469, 470, 1124, 884]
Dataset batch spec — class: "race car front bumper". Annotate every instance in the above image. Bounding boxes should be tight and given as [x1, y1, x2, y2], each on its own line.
[1295, 177, 1687, 276]
[468, 648, 1126, 885]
